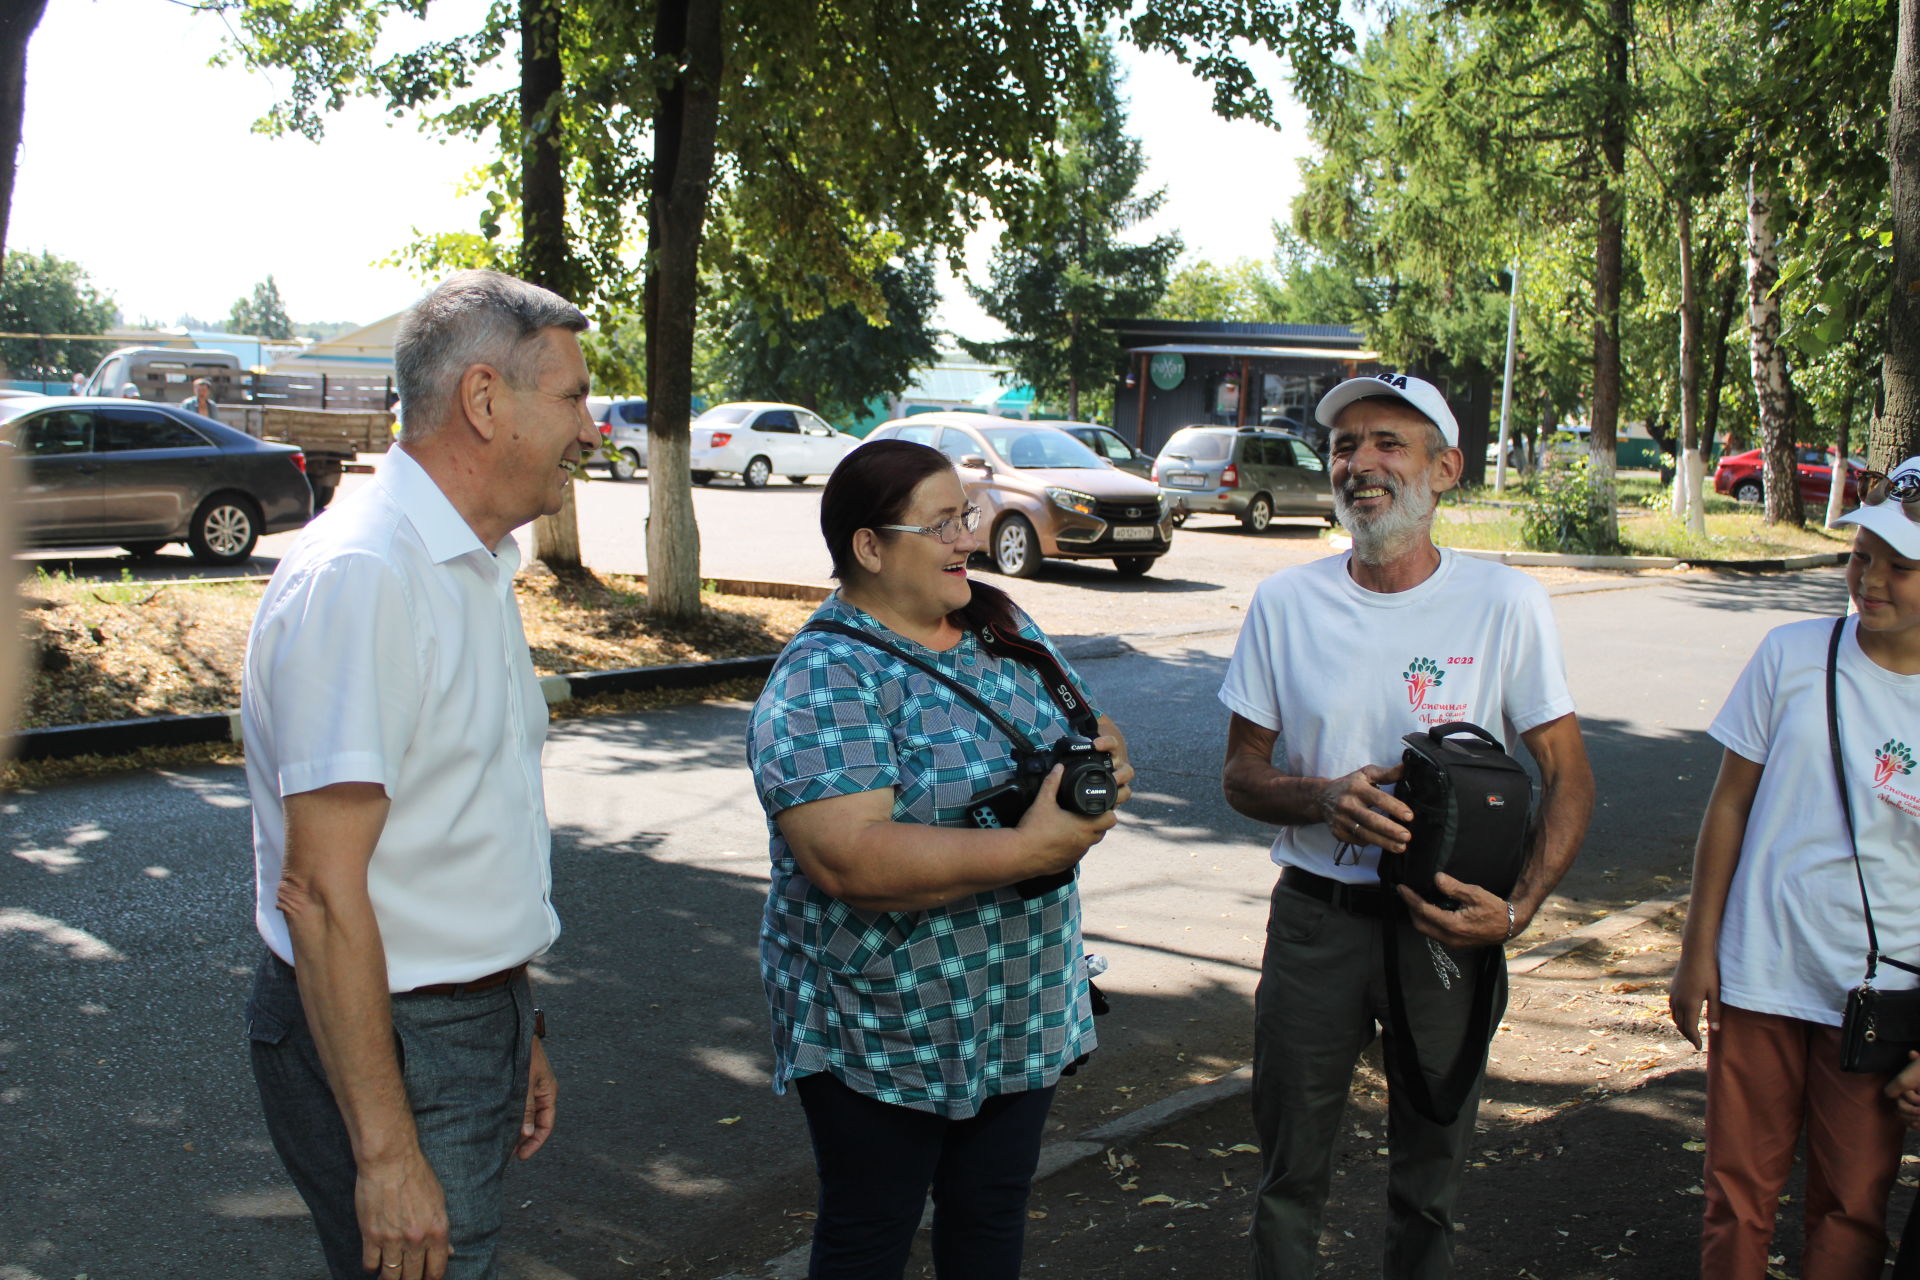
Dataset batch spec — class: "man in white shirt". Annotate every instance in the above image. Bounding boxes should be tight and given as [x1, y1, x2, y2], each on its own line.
[1219, 373, 1594, 1278]
[242, 270, 597, 1280]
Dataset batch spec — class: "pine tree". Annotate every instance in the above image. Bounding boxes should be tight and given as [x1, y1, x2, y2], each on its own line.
[965, 33, 1180, 422]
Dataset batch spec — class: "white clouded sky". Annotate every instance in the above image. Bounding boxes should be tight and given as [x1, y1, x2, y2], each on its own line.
[12, 0, 1316, 337]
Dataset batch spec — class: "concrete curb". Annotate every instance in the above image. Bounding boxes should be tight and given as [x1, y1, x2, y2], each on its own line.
[713, 890, 1689, 1279]
[1450, 547, 1849, 571]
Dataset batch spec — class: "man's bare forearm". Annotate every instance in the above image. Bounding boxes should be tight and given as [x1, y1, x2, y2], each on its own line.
[1508, 715, 1595, 928]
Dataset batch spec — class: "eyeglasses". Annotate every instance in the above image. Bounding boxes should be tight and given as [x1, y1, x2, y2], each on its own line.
[1858, 470, 1920, 522]
[876, 504, 982, 544]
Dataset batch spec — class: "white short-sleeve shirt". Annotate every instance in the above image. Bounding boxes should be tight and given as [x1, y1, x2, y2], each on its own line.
[243, 447, 560, 990]
[1219, 550, 1576, 882]
[1710, 616, 1920, 1024]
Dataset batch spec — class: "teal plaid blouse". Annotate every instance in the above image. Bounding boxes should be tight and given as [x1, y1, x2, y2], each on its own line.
[748, 592, 1100, 1119]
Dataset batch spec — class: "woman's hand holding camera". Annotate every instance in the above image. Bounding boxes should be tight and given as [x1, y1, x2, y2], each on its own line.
[1093, 728, 1135, 806]
[1016, 765, 1120, 874]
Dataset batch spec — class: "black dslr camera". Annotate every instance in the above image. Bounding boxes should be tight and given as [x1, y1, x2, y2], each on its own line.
[967, 736, 1117, 898]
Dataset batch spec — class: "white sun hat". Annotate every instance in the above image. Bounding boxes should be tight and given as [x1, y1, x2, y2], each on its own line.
[1314, 372, 1459, 447]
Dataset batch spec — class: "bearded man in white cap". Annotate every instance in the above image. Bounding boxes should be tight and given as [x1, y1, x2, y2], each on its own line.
[1218, 371, 1596, 1278]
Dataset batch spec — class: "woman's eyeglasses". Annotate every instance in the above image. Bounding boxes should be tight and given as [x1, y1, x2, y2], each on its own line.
[877, 505, 983, 544]
[1858, 470, 1920, 522]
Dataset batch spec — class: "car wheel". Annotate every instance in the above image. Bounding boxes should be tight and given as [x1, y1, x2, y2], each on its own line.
[1113, 556, 1154, 578]
[691, 470, 715, 485]
[993, 514, 1041, 578]
[1733, 478, 1762, 504]
[121, 541, 168, 560]
[743, 456, 773, 489]
[310, 480, 338, 512]
[1169, 510, 1188, 528]
[188, 494, 261, 565]
[786, 475, 810, 486]
[1241, 494, 1274, 533]
[610, 449, 641, 481]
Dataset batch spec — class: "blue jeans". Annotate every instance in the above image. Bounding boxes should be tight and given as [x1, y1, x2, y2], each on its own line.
[245, 952, 535, 1280]
[796, 1072, 1056, 1280]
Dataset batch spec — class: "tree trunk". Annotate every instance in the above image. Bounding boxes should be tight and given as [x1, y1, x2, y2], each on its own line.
[1672, 199, 1708, 533]
[0, 0, 50, 274]
[1881, 0, 1920, 468]
[1826, 377, 1858, 528]
[521, 0, 584, 571]
[644, 0, 722, 623]
[1747, 163, 1806, 525]
[1703, 265, 1741, 452]
[1588, 0, 1629, 545]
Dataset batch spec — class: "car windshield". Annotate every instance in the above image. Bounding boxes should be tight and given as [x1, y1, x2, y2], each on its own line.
[978, 426, 1103, 469]
[1161, 430, 1230, 462]
[694, 405, 752, 426]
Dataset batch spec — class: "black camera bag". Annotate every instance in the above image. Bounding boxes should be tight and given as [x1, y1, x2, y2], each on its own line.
[1386, 721, 1535, 906]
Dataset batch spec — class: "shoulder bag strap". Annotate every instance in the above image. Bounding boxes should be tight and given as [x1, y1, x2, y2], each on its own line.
[802, 619, 1038, 751]
[1827, 616, 1920, 981]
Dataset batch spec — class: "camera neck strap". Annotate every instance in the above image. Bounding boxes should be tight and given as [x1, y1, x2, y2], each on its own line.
[802, 619, 1041, 751]
[1827, 615, 1920, 984]
[974, 624, 1100, 738]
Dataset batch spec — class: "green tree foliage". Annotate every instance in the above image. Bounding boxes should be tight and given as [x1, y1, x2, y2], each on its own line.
[581, 311, 646, 397]
[710, 255, 939, 423]
[965, 34, 1181, 422]
[0, 249, 115, 381]
[1158, 255, 1290, 323]
[227, 274, 295, 339]
[225, 0, 1346, 612]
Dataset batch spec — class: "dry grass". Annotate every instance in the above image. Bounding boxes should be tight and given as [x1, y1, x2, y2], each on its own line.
[15, 562, 818, 733]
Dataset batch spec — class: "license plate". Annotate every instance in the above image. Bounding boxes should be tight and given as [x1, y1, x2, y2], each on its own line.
[1167, 472, 1205, 487]
[1112, 524, 1154, 542]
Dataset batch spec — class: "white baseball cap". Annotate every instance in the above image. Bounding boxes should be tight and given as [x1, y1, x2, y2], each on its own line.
[1835, 454, 1920, 559]
[1314, 372, 1460, 447]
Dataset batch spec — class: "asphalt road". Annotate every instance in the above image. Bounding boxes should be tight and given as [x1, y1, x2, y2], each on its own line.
[2, 467, 1853, 1277]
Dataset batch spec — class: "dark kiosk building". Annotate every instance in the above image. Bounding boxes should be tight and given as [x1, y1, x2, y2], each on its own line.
[1107, 319, 1494, 484]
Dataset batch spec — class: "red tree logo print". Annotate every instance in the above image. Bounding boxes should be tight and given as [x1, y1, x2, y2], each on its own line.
[1874, 740, 1914, 787]
[1403, 657, 1444, 711]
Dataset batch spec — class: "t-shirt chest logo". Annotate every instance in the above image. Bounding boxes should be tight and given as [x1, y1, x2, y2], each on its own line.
[1401, 654, 1475, 723]
[1871, 739, 1920, 818]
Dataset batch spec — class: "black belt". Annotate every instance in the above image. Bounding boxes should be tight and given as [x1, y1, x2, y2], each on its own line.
[1280, 866, 1391, 918]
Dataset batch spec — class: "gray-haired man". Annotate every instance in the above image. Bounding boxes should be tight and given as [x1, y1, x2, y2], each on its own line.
[243, 270, 596, 1279]
[1221, 372, 1594, 1277]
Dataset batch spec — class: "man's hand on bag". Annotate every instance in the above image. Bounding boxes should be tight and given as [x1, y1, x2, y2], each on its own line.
[1395, 872, 1513, 949]
[1317, 764, 1411, 852]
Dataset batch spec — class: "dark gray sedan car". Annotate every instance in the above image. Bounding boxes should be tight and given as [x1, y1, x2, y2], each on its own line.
[3, 396, 313, 564]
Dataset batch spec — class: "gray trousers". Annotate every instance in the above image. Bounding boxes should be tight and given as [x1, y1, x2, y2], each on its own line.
[1248, 877, 1505, 1279]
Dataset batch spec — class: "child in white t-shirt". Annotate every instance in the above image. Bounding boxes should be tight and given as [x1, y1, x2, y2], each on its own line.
[1671, 456, 1920, 1280]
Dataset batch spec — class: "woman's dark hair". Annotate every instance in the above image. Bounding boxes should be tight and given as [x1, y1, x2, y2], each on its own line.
[820, 437, 1018, 634]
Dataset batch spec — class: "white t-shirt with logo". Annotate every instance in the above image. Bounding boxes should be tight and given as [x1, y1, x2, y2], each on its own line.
[1219, 550, 1576, 882]
[1709, 616, 1920, 1024]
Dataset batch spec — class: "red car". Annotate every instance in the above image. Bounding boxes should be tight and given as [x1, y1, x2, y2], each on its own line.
[1712, 446, 1864, 507]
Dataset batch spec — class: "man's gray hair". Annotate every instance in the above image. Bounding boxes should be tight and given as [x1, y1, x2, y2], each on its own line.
[393, 270, 588, 444]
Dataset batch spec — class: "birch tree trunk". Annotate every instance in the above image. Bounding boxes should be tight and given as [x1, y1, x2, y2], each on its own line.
[1825, 380, 1858, 527]
[1880, 0, 1920, 467]
[1747, 163, 1806, 525]
[1672, 199, 1707, 533]
[644, 0, 722, 622]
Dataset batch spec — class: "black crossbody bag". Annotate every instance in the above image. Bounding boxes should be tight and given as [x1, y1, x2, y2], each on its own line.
[1829, 616, 1920, 1073]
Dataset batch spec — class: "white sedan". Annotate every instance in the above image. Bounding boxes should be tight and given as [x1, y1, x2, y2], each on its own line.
[688, 402, 861, 488]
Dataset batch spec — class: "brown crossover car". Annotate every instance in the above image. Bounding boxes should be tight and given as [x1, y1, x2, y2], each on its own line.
[865, 412, 1173, 578]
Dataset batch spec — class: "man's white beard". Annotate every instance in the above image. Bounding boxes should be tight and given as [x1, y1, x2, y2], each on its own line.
[1335, 476, 1438, 565]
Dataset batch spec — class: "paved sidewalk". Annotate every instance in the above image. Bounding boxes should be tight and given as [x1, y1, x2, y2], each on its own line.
[721, 890, 1920, 1280]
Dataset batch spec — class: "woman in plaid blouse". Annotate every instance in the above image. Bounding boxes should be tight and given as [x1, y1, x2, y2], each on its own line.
[749, 439, 1135, 1279]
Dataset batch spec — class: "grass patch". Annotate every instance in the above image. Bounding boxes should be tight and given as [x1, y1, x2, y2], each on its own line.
[1433, 507, 1851, 558]
[15, 562, 815, 733]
